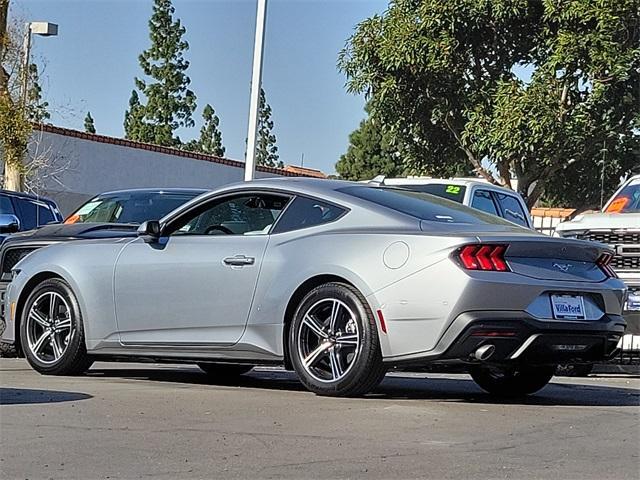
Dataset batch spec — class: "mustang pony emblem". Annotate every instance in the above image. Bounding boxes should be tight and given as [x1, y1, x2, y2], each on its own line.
[553, 263, 573, 272]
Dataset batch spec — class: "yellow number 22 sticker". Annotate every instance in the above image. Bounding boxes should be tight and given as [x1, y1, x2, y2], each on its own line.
[445, 185, 461, 195]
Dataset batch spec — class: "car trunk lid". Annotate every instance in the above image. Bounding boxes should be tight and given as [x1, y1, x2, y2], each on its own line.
[476, 234, 611, 282]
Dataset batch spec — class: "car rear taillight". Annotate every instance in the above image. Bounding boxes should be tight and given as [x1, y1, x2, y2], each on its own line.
[456, 244, 510, 272]
[597, 253, 618, 278]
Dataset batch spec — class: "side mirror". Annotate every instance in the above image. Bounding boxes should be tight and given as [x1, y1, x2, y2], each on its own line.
[137, 220, 161, 241]
[0, 214, 20, 234]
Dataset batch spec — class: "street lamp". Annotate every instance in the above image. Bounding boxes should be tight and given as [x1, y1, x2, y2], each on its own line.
[244, 0, 267, 181]
[21, 21, 58, 108]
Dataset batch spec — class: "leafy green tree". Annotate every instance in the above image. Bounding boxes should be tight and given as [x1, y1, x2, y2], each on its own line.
[184, 104, 225, 156]
[84, 111, 96, 134]
[337, 105, 405, 180]
[124, 0, 196, 146]
[339, 0, 639, 208]
[1, 0, 50, 191]
[256, 88, 282, 168]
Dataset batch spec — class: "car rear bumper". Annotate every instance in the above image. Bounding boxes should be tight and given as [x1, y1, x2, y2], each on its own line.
[384, 310, 626, 367]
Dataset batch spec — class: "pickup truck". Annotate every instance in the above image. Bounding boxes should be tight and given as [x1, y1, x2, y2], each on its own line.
[556, 174, 640, 365]
[0, 190, 63, 244]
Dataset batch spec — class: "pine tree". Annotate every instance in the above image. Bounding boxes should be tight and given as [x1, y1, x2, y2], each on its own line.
[84, 111, 96, 134]
[124, 90, 148, 141]
[123, 0, 196, 146]
[25, 63, 49, 123]
[184, 104, 225, 156]
[255, 88, 282, 168]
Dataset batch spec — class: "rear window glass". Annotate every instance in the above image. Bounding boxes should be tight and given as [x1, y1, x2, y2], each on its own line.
[338, 186, 514, 225]
[273, 196, 345, 233]
[397, 183, 467, 203]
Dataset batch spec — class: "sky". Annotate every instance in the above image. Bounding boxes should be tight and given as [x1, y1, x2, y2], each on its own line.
[12, 0, 389, 174]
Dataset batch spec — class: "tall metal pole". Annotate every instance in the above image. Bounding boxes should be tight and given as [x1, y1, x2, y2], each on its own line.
[20, 22, 32, 109]
[244, 0, 267, 181]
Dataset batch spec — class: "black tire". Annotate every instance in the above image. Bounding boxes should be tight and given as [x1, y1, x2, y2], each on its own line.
[197, 363, 253, 379]
[20, 278, 93, 375]
[556, 363, 594, 377]
[470, 365, 556, 396]
[289, 282, 386, 397]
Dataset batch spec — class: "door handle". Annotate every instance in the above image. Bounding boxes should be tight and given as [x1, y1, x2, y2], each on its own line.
[223, 255, 255, 266]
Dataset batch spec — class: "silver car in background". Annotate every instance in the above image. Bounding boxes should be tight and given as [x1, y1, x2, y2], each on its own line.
[1, 178, 626, 397]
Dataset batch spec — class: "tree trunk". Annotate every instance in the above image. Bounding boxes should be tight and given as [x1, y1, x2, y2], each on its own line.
[0, 0, 27, 192]
[3, 160, 22, 190]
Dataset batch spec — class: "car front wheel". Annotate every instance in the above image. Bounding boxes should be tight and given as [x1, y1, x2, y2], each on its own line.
[20, 278, 93, 375]
[289, 282, 386, 397]
[470, 365, 556, 396]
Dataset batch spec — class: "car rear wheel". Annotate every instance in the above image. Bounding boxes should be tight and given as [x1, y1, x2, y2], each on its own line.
[20, 278, 93, 375]
[289, 282, 386, 397]
[470, 365, 556, 396]
[197, 363, 253, 378]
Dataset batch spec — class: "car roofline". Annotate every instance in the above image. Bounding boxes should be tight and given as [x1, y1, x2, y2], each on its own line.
[383, 177, 501, 188]
[93, 187, 209, 197]
[0, 189, 58, 204]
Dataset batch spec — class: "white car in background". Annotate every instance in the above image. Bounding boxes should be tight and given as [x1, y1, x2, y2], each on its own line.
[369, 176, 533, 229]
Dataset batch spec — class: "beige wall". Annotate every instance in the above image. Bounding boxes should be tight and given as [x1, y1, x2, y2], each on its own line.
[22, 130, 286, 215]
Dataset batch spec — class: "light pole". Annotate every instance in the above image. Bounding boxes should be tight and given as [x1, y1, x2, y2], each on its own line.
[244, 0, 267, 182]
[21, 21, 58, 109]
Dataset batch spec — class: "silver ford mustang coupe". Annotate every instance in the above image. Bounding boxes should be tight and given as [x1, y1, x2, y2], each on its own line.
[1, 178, 626, 397]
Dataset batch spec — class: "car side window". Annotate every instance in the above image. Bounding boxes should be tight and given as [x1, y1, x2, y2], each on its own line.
[272, 196, 345, 234]
[471, 190, 499, 216]
[495, 193, 529, 227]
[0, 195, 15, 215]
[36, 204, 56, 225]
[14, 198, 38, 230]
[170, 193, 290, 236]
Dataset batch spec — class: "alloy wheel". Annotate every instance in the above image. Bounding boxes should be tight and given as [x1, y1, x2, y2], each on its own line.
[296, 298, 361, 383]
[26, 291, 73, 364]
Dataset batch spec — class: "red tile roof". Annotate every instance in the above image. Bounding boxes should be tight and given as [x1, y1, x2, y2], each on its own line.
[283, 165, 327, 178]
[530, 207, 577, 218]
[34, 123, 311, 177]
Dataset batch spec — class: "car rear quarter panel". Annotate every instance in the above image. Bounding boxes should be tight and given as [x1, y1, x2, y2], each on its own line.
[248, 228, 472, 357]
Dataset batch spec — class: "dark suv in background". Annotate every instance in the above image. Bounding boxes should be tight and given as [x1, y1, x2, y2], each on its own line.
[0, 190, 63, 243]
[0, 188, 206, 356]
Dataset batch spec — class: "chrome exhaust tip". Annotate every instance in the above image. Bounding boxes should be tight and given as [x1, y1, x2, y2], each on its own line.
[474, 344, 496, 361]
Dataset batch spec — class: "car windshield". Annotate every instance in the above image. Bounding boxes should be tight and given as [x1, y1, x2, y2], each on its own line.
[604, 178, 640, 213]
[64, 192, 200, 225]
[338, 186, 515, 225]
[394, 183, 467, 203]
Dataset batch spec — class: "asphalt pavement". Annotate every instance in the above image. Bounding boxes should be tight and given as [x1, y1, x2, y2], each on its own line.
[1, 359, 638, 479]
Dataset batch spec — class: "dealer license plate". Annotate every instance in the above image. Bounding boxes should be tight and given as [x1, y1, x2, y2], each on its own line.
[551, 294, 586, 320]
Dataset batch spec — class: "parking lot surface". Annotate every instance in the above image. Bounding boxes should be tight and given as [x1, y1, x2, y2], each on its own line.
[1, 358, 638, 479]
